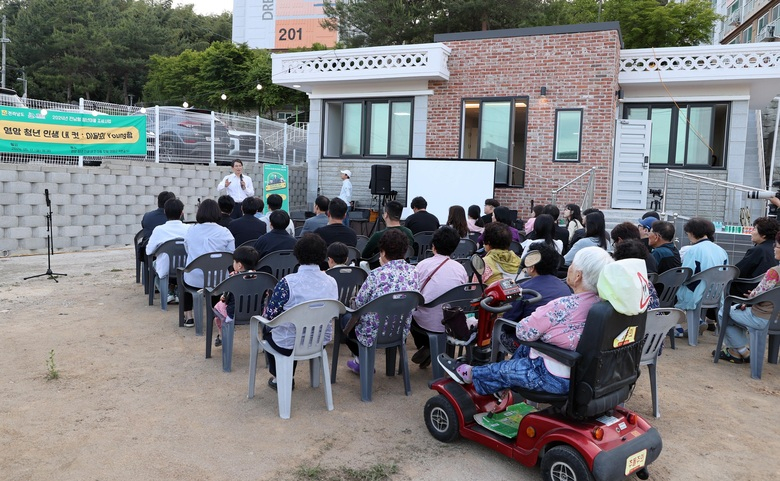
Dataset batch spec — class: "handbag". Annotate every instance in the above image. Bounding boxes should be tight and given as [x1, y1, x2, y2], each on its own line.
[441, 304, 472, 341]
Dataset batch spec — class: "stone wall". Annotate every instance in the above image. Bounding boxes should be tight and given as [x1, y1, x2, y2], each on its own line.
[0, 160, 307, 256]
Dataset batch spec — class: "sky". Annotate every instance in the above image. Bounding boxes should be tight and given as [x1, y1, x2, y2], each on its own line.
[174, 0, 232, 16]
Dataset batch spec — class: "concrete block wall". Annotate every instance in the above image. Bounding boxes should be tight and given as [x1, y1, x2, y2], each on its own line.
[0, 160, 307, 256]
[319, 160, 409, 211]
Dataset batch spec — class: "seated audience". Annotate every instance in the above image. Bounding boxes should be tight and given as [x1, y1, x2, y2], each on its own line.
[732, 217, 779, 296]
[314, 197, 357, 247]
[476, 198, 499, 228]
[326, 242, 350, 268]
[361, 200, 414, 260]
[564, 211, 609, 266]
[543, 204, 570, 254]
[481, 223, 521, 285]
[648, 220, 682, 274]
[217, 195, 235, 228]
[228, 196, 267, 247]
[262, 234, 339, 390]
[520, 214, 563, 259]
[146, 198, 191, 304]
[182, 199, 236, 327]
[610, 222, 657, 274]
[467, 205, 484, 234]
[140, 190, 176, 258]
[568, 207, 600, 248]
[253, 210, 297, 259]
[301, 195, 330, 235]
[438, 247, 613, 396]
[716, 231, 780, 364]
[258, 194, 295, 236]
[410, 227, 469, 368]
[524, 204, 545, 235]
[477, 206, 522, 245]
[563, 204, 584, 243]
[612, 239, 660, 309]
[211, 245, 260, 348]
[446, 205, 470, 238]
[344, 229, 418, 374]
[404, 196, 441, 235]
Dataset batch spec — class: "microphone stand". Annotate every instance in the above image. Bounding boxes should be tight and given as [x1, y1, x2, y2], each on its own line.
[25, 189, 67, 282]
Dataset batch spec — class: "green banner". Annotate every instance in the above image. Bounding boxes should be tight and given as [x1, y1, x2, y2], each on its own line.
[263, 164, 290, 212]
[0, 106, 147, 156]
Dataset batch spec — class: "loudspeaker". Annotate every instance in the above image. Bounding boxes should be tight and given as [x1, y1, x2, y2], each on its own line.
[370, 164, 392, 195]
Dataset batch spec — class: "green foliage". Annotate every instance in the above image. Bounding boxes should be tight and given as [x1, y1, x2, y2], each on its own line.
[45, 349, 59, 380]
[293, 462, 398, 481]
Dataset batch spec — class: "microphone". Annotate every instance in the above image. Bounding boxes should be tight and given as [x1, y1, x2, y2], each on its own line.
[45, 188, 51, 207]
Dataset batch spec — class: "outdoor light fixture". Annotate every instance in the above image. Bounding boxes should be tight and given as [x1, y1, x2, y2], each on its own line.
[182, 101, 189, 108]
[39, 108, 48, 116]
[139, 107, 146, 114]
[256, 83, 263, 91]
[540, 86, 547, 97]
[616, 89, 624, 100]
[221, 93, 227, 100]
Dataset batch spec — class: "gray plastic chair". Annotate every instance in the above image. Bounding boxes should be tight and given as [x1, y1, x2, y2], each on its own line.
[256, 250, 298, 280]
[413, 283, 483, 380]
[204, 272, 277, 372]
[355, 235, 370, 253]
[682, 265, 738, 346]
[333, 290, 424, 401]
[346, 246, 362, 266]
[134, 229, 145, 285]
[147, 238, 187, 311]
[237, 238, 259, 249]
[248, 299, 345, 419]
[177, 251, 233, 335]
[641, 308, 685, 417]
[451, 238, 478, 260]
[509, 240, 522, 256]
[411, 231, 435, 264]
[326, 266, 368, 383]
[653, 266, 692, 349]
[716, 286, 780, 379]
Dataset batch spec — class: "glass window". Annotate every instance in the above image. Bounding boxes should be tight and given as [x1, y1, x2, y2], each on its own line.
[744, 26, 753, 43]
[553, 109, 582, 162]
[624, 103, 729, 168]
[322, 98, 412, 158]
[460, 97, 528, 185]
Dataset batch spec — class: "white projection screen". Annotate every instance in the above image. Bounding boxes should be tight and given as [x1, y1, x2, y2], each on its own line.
[404, 158, 496, 223]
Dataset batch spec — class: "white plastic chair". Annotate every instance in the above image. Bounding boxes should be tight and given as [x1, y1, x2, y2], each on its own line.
[640, 308, 685, 417]
[248, 299, 344, 419]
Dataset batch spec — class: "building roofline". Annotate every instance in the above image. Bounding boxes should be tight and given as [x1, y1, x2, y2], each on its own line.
[434, 21, 623, 47]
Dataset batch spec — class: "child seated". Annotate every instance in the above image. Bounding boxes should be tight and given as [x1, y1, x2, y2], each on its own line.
[212, 246, 260, 347]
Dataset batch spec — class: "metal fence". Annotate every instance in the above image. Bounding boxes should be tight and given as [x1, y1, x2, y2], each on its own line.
[0, 96, 307, 166]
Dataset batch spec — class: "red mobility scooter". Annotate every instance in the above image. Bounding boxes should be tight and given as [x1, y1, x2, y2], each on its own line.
[424, 260, 662, 481]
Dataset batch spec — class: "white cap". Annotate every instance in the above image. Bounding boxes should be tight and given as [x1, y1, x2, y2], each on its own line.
[340, 169, 352, 178]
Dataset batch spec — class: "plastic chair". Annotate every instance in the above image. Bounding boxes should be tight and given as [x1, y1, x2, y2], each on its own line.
[640, 308, 685, 417]
[346, 246, 362, 266]
[177, 252, 233, 334]
[468, 232, 481, 244]
[715, 286, 780, 379]
[450, 238, 477, 260]
[237, 238, 259, 249]
[326, 266, 368, 382]
[652, 266, 692, 349]
[411, 231, 435, 264]
[294, 226, 304, 238]
[333, 290, 424, 401]
[204, 272, 277, 372]
[414, 283, 483, 380]
[355, 235, 370, 253]
[256, 250, 298, 280]
[509, 240, 522, 256]
[134, 229, 145, 285]
[146, 238, 187, 311]
[248, 299, 345, 419]
[682, 265, 739, 346]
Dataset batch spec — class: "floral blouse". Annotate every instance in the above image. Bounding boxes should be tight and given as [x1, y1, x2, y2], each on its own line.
[353, 260, 419, 347]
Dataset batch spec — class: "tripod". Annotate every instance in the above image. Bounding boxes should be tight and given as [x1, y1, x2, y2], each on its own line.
[368, 194, 386, 236]
[25, 189, 67, 282]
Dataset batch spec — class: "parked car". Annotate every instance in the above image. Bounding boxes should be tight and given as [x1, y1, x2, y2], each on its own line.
[154, 107, 231, 161]
[0, 87, 27, 108]
[228, 129, 281, 162]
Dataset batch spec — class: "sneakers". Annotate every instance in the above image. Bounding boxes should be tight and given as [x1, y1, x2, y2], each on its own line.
[267, 377, 294, 391]
[183, 318, 195, 328]
[214, 335, 222, 347]
[437, 354, 470, 384]
[166, 293, 179, 304]
[346, 358, 360, 375]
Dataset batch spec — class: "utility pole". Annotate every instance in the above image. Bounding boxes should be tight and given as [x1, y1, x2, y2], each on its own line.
[16, 67, 26, 98]
[1, 16, 10, 88]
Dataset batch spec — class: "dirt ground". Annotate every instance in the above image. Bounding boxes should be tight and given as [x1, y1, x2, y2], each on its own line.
[1, 247, 779, 481]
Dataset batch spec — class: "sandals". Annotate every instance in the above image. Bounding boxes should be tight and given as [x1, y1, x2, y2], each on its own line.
[714, 348, 746, 364]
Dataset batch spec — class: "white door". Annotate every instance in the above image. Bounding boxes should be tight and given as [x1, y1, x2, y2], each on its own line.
[611, 119, 652, 209]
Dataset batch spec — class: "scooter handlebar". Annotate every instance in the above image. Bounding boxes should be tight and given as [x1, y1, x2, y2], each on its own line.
[479, 288, 543, 313]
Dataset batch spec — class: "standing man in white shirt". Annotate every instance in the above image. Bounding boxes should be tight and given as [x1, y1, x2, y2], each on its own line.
[337, 169, 352, 227]
[217, 159, 255, 219]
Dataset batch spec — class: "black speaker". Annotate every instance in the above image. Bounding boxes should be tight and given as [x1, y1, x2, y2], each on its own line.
[370, 164, 392, 195]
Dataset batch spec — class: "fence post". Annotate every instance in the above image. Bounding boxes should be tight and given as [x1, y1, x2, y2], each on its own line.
[78, 98, 84, 167]
[154, 106, 160, 163]
[282, 123, 288, 165]
[255, 116, 260, 164]
[210, 111, 216, 165]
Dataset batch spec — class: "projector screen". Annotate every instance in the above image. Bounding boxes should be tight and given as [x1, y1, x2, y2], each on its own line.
[404, 158, 496, 224]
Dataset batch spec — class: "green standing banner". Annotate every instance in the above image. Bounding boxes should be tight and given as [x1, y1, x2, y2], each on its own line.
[262, 164, 290, 213]
[0, 106, 147, 156]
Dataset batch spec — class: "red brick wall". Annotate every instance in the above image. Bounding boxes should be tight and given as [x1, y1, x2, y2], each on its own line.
[427, 30, 621, 216]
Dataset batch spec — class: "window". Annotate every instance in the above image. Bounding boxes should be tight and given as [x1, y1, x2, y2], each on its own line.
[624, 103, 729, 168]
[759, 14, 768, 33]
[461, 97, 528, 186]
[744, 25, 753, 43]
[553, 109, 583, 162]
[322, 98, 413, 158]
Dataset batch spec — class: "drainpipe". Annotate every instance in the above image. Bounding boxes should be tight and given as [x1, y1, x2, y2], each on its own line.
[769, 96, 780, 191]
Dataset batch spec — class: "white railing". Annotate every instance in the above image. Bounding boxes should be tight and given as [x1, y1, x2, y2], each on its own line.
[551, 167, 597, 211]
[272, 43, 451, 85]
[620, 44, 780, 73]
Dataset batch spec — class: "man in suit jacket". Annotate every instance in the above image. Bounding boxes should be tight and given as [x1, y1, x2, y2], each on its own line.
[228, 196, 267, 247]
[301, 195, 330, 235]
[254, 209, 297, 259]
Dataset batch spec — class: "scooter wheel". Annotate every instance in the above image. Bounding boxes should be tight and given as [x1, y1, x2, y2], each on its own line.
[635, 467, 650, 480]
[424, 395, 460, 443]
[541, 445, 594, 481]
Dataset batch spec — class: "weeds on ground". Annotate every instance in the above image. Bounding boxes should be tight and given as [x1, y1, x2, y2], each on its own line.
[45, 349, 59, 380]
[294, 462, 398, 481]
